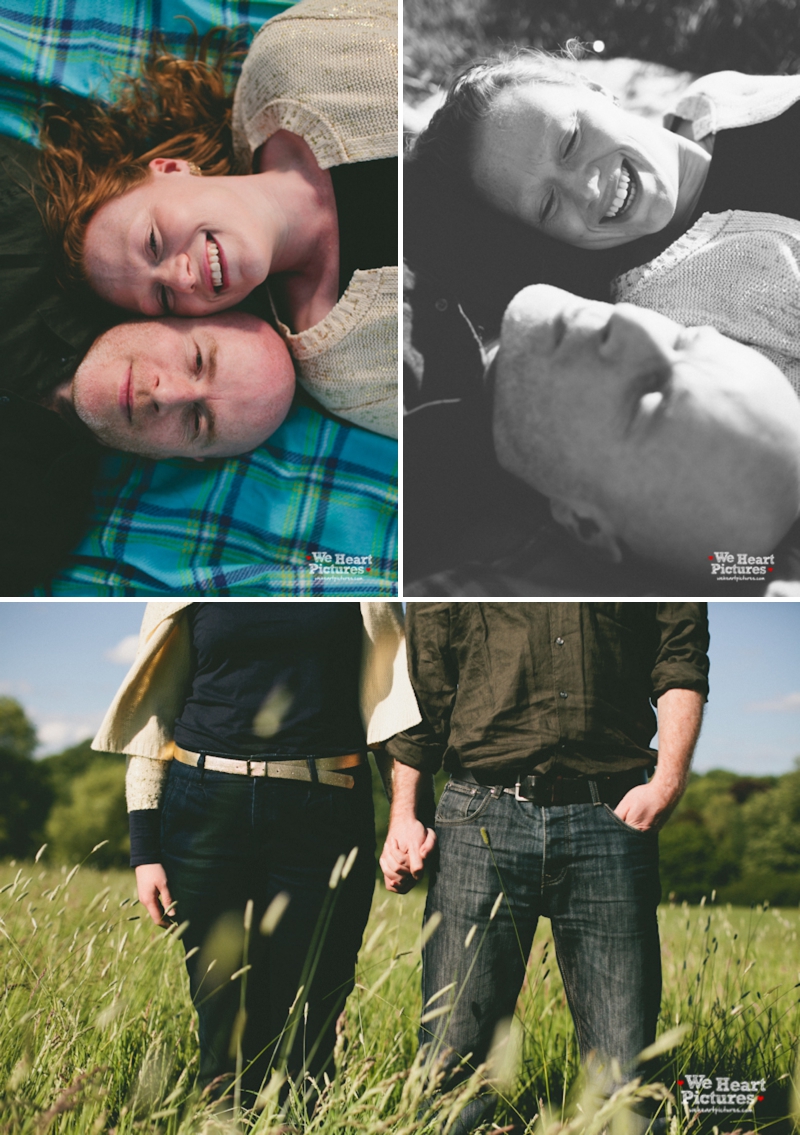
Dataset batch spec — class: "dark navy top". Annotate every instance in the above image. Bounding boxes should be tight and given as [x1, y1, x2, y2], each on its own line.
[172, 602, 366, 758]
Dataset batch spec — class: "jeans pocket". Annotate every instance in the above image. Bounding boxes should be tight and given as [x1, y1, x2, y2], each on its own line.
[602, 803, 655, 838]
[435, 781, 494, 826]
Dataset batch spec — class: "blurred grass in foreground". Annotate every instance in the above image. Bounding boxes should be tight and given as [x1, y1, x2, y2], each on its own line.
[1, 855, 799, 1132]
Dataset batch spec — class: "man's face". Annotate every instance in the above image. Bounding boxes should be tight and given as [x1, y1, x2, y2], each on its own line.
[493, 285, 800, 567]
[70, 313, 296, 460]
[470, 81, 684, 249]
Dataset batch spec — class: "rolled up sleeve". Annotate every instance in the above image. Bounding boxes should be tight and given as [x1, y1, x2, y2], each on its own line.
[385, 603, 457, 773]
[651, 603, 710, 703]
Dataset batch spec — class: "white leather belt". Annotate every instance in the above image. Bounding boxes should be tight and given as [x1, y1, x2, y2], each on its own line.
[173, 745, 363, 789]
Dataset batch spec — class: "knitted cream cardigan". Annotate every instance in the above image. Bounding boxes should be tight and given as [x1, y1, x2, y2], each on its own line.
[613, 73, 800, 393]
[232, 0, 398, 439]
[93, 601, 421, 811]
[613, 211, 800, 396]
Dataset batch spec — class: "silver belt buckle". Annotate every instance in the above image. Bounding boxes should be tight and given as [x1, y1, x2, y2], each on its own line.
[515, 775, 543, 802]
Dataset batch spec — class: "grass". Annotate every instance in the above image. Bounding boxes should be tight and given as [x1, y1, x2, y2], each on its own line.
[1, 854, 800, 1133]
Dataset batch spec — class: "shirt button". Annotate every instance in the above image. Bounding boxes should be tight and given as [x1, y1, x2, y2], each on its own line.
[555, 637, 564, 646]
[559, 690, 568, 699]
[434, 298, 448, 312]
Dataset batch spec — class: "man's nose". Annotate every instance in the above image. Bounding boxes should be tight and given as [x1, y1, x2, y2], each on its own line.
[602, 308, 674, 366]
[145, 372, 195, 409]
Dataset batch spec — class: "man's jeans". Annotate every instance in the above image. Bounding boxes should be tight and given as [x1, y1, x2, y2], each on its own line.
[161, 758, 375, 1104]
[421, 777, 662, 1131]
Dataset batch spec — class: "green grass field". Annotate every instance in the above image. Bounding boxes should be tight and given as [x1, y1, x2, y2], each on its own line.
[1, 857, 799, 1133]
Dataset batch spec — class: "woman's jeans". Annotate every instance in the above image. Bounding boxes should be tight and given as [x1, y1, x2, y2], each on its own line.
[421, 777, 662, 1131]
[161, 758, 375, 1103]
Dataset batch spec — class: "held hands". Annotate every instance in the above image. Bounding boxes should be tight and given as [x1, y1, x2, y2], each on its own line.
[380, 818, 436, 894]
[135, 862, 177, 927]
[613, 781, 681, 833]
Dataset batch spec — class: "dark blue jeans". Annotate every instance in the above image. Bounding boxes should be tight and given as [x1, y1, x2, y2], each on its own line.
[161, 759, 375, 1103]
[421, 777, 662, 1131]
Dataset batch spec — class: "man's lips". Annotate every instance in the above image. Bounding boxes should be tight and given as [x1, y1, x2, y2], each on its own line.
[119, 366, 133, 423]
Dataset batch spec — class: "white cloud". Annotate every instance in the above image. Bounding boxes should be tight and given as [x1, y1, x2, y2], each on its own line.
[105, 634, 140, 666]
[36, 715, 104, 754]
[0, 680, 33, 697]
[746, 691, 800, 713]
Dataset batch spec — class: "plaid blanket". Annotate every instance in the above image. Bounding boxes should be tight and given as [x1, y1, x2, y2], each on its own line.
[1, 0, 399, 595]
[0, 0, 295, 142]
[35, 405, 397, 595]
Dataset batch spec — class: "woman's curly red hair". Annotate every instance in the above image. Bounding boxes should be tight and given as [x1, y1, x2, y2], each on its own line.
[38, 31, 240, 288]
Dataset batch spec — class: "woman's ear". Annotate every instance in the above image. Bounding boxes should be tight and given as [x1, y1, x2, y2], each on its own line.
[549, 497, 623, 563]
[148, 157, 191, 176]
[582, 79, 619, 105]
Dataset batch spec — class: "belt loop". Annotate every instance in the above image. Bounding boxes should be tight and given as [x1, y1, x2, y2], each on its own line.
[588, 778, 601, 805]
[197, 752, 206, 770]
[307, 757, 319, 785]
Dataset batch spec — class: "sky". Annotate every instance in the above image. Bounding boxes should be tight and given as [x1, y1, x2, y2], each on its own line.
[0, 601, 797, 774]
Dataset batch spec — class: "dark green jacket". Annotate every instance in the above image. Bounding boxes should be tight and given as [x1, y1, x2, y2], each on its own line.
[387, 602, 709, 778]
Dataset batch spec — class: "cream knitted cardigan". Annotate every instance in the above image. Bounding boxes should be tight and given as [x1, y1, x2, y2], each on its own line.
[613, 73, 800, 393]
[613, 211, 800, 397]
[664, 70, 800, 142]
[232, 0, 398, 439]
[93, 601, 421, 811]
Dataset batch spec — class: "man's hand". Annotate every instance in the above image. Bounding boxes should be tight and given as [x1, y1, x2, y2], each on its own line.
[614, 782, 678, 833]
[380, 818, 436, 893]
[616, 687, 705, 833]
[135, 862, 176, 927]
[380, 759, 437, 893]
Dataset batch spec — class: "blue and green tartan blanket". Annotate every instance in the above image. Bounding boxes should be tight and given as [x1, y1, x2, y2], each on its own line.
[37, 406, 398, 595]
[0, 0, 398, 596]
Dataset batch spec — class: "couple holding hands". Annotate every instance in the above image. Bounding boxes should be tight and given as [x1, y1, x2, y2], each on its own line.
[94, 600, 708, 1134]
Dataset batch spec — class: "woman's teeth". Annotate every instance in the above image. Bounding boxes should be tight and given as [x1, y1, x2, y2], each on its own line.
[207, 237, 223, 289]
[604, 163, 635, 220]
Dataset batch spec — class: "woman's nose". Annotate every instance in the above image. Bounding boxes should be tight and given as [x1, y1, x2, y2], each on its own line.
[164, 254, 195, 293]
[570, 164, 602, 208]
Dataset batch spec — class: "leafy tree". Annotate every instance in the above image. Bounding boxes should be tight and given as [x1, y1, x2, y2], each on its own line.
[0, 696, 37, 759]
[659, 813, 719, 902]
[740, 762, 800, 877]
[45, 760, 129, 869]
[0, 699, 52, 858]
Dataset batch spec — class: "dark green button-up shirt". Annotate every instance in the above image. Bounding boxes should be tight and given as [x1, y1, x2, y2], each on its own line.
[387, 603, 709, 778]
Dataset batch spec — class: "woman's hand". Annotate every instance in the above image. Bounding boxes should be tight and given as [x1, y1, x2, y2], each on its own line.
[135, 863, 176, 927]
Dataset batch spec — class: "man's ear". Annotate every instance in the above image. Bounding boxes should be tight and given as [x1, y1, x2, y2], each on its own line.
[148, 157, 191, 177]
[549, 498, 623, 563]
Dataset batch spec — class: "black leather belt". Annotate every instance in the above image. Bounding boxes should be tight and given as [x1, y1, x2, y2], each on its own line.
[454, 767, 648, 808]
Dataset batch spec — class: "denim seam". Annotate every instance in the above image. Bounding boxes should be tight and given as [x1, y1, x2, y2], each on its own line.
[435, 785, 495, 827]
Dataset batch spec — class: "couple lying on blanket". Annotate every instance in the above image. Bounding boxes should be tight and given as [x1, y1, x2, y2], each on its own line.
[405, 59, 800, 595]
[0, 0, 397, 596]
